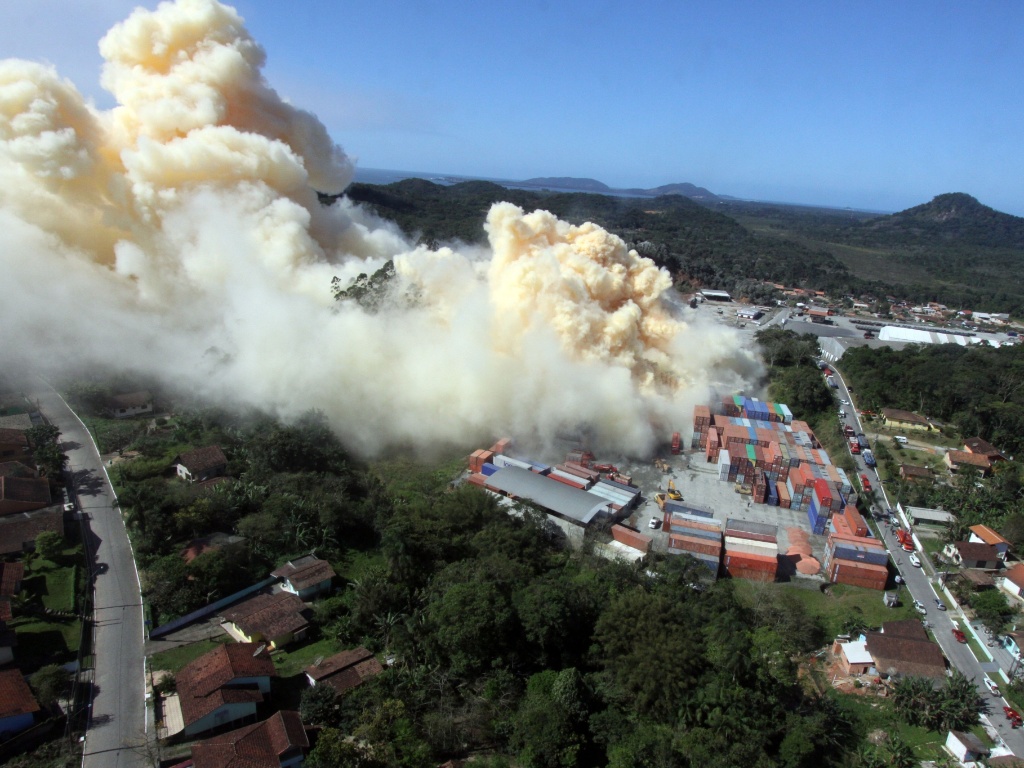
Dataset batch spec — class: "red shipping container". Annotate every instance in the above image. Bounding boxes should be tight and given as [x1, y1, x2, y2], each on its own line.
[843, 506, 868, 537]
[611, 524, 653, 554]
[549, 473, 585, 490]
[467, 472, 487, 487]
[668, 534, 722, 558]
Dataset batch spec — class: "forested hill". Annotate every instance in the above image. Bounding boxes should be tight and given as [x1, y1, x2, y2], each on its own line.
[339, 179, 857, 303]
[334, 180, 1024, 312]
[843, 194, 1024, 250]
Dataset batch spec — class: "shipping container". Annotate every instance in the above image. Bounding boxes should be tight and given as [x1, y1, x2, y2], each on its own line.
[467, 473, 487, 487]
[493, 454, 533, 471]
[548, 472, 587, 490]
[725, 518, 778, 539]
[668, 534, 723, 558]
[480, 462, 499, 476]
[831, 546, 889, 567]
[611, 524, 653, 553]
[726, 541, 779, 558]
[842, 506, 868, 537]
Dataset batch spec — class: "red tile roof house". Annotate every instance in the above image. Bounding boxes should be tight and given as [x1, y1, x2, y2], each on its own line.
[174, 446, 228, 483]
[944, 449, 993, 476]
[943, 541, 1001, 570]
[304, 647, 383, 696]
[0, 506, 65, 556]
[0, 668, 41, 738]
[272, 556, 336, 600]
[0, 476, 52, 516]
[0, 561, 25, 598]
[864, 620, 947, 681]
[1000, 563, 1024, 602]
[175, 642, 277, 738]
[189, 710, 308, 768]
[0, 428, 29, 461]
[221, 592, 310, 650]
[969, 524, 1010, 560]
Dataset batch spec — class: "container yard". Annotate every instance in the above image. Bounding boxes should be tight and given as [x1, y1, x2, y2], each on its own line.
[464, 395, 892, 589]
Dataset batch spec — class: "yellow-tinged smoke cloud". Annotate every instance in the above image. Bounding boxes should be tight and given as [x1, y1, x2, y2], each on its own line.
[0, 0, 761, 457]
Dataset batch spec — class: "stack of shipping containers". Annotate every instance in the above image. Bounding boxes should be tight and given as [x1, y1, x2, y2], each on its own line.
[693, 405, 712, 449]
[664, 505, 723, 577]
[723, 519, 779, 581]
[588, 479, 640, 513]
[824, 532, 888, 590]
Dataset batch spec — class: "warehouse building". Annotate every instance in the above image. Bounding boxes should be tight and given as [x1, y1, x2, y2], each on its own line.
[484, 467, 613, 545]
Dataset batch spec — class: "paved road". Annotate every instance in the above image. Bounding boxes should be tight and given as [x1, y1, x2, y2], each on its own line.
[828, 366, 1024, 755]
[33, 384, 147, 767]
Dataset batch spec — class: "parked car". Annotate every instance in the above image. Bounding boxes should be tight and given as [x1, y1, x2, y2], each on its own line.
[934, 599, 946, 611]
[860, 473, 872, 492]
[649, 517, 660, 529]
[952, 628, 967, 643]
[913, 601, 927, 615]
[984, 676, 1000, 697]
[909, 553, 921, 567]
[840, 398, 849, 405]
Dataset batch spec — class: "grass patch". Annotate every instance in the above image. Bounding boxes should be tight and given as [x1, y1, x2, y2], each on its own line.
[269, 636, 345, 678]
[149, 636, 232, 673]
[334, 548, 385, 583]
[79, 415, 147, 455]
[835, 692, 948, 760]
[10, 615, 81, 670]
[371, 452, 468, 501]
[732, 579, 919, 639]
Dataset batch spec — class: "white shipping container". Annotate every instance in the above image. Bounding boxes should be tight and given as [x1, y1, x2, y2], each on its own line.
[725, 535, 777, 550]
[725, 541, 779, 558]
[492, 454, 533, 471]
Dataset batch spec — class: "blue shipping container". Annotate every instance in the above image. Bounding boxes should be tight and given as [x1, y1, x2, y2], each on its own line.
[481, 463, 499, 476]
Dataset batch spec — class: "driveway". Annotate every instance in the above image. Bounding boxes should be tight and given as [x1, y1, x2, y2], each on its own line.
[33, 383, 148, 767]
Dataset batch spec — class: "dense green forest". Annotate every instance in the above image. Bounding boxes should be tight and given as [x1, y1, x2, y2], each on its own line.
[840, 342, 1024, 455]
[332, 182, 1024, 314]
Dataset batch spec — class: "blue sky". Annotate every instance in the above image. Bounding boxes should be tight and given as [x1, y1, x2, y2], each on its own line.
[4, 0, 1023, 215]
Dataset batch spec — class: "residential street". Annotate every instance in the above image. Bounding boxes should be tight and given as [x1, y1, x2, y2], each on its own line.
[829, 367, 1024, 756]
[33, 383, 148, 767]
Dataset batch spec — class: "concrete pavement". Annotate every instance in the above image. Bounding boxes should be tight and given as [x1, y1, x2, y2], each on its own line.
[829, 365, 1024, 755]
[33, 383, 148, 767]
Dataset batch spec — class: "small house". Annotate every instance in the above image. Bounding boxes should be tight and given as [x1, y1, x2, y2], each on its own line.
[106, 390, 154, 419]
[174, 642, 276, 738]
[944, 541, 1001, 570]
[999, 563, 1024, 601]
[899, 464, 933, 483]
[0, 476, 52, 516]
[305, 647, 383, 696]
[174, 446, 228, 483]
[864, 620, 947, 681]
[964, 437, 1007, 463]
[832, 636, 874, 676]
[0, 506, 65, 556]
[945, 730, 990, 764]
[944, 450, 992, 476]
[272, 555, 336, 600]
[221, 591, 309, 649]
[969, 525, 1010, 560]
[0, 429, 28, 460]
[190, 710, 308, 768]
[880, 408, 932, 432]
[0, 668, 40, 738]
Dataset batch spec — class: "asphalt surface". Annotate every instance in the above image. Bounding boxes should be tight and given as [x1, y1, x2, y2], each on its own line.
[828, 367, 1024, 755]
[33, 383, 148, 767]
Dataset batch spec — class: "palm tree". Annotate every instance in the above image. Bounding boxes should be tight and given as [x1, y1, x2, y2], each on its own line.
[883, 733, 916, 768]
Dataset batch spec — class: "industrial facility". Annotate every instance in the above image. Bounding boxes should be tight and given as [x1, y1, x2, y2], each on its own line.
[465, 393, 892, 590]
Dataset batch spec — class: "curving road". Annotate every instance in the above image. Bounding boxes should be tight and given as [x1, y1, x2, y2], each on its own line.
[33, 383, 147, 767]
[828, 366, 1024, 756]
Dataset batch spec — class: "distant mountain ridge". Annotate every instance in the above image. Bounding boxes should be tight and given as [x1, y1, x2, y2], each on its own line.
[518, 176, 723, 202]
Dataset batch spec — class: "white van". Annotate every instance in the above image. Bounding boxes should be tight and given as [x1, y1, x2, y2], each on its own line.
[894, 435, 908, 444]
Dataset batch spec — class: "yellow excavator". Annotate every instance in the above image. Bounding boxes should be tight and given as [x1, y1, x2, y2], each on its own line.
[667, 479, 682, 501]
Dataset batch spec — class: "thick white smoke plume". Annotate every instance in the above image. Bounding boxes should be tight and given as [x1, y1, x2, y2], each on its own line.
[0, 0, 761, 457]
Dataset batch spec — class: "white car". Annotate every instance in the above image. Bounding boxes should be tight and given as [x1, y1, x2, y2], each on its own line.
[909, 553, 921, 568]
[913, 601, 927, 615]
[649, 517, 660, 529]
[840, 398, 849, 405]
[983, 676, 1000, 697]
